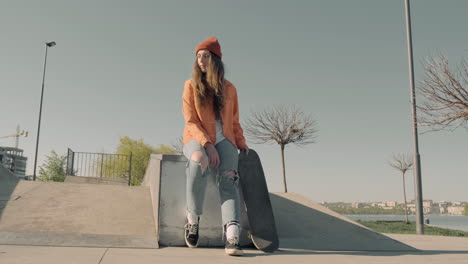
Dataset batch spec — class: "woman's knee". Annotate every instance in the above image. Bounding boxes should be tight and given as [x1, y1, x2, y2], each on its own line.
[224, 170, 237, 177]
[190, 151, 209, 173]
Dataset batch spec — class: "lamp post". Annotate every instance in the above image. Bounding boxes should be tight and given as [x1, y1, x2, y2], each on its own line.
[33, 41, 56, 181]
[404, 0, 424, 234]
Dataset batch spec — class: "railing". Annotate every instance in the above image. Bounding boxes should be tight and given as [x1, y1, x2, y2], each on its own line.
[66, 148, 132, 185]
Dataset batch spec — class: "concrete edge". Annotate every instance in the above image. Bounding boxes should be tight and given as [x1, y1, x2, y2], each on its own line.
[0, 231, 158, 249]
[143, 155, 163, 248]
[150, 154, 186, 162]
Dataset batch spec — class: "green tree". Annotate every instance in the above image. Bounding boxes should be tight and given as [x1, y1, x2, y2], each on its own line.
[102, 136, 178, 186]
[465, 204, 468, 216]
[38, 151, 67, 182]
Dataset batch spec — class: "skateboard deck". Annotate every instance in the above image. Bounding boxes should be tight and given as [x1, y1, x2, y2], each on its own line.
[238, 149, 279, 253]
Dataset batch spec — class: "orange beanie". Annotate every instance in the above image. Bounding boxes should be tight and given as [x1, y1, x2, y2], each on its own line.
[195, 37, 222, 58]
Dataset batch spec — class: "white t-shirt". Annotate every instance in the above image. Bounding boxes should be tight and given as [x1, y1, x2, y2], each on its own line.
[215, 119, 226, 144]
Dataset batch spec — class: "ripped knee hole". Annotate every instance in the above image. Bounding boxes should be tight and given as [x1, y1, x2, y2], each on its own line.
[189, 158, 209, 173]
[224, 170, 237, 176]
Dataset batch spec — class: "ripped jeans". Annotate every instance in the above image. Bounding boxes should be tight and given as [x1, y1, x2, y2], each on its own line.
[183, 139, 240, 226]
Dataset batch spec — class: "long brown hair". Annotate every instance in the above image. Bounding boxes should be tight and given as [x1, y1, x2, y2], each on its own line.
[191, 52, 225, 115]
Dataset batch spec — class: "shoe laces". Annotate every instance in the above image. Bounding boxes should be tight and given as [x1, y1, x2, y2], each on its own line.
[187, 223, 199, 235]
[227, 236, 239, 245]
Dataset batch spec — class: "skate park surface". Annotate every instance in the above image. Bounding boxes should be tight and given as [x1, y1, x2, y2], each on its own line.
[1, 158, 468, 263]
[2, 234, 468, 264]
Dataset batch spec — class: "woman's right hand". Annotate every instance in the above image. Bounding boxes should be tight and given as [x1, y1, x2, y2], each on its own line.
[205, 143, 220, 168]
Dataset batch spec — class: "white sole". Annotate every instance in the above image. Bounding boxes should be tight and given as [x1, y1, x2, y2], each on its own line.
[225, 248, 244, 256]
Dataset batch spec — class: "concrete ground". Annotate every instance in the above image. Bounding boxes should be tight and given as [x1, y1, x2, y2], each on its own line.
[1, 234, 468, 264]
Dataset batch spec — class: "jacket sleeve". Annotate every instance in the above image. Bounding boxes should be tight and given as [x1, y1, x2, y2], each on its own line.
[182, 81, 212, 147]
[232, 85, 248, 149]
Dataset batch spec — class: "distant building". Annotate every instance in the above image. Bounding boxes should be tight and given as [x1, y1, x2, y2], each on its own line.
[386, 201, 397, 208]
[438, 202, 448, 207]
[447, 206, 464, 216]
[407, 203, 416, 214]
[352, 202, 362, 209]
[422, 200, 433, 214]
[437, 202, 449, 214]
[423, 200, 433, 208]
[0, 146, 27, 177]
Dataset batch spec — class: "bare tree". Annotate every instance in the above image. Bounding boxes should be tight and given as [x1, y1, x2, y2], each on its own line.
[417, 55, 468, 132]
[243, 105, 318, 193]
[389, 153, 413, 224]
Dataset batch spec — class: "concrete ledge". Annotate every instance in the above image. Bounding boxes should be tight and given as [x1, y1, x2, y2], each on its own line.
[65, 175, 128, 185]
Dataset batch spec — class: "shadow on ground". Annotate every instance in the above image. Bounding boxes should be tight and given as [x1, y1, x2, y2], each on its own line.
[241, 249, 468, 257]
[157, 245, 468, 257]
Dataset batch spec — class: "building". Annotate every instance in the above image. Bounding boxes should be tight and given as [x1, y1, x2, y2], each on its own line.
[352, 202, 362, 209]
[386, 201, 397, 208]
[447, 206, 464, 216]
[437, 202, 448, 215]
[422, 200, 433, 214]
[423, 200, 433, 208]
[407, 203, 416, 214]
[0, 146, 27, 177]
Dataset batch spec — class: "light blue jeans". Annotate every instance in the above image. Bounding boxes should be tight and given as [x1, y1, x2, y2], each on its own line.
[183, 139, 240, 226]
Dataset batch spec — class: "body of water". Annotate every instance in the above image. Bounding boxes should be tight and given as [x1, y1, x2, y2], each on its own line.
[345, 214, 468, 232]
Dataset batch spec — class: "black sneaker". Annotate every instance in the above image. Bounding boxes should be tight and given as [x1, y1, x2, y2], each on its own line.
[225, 239, 243, 256]
[184, 223, 199, 248]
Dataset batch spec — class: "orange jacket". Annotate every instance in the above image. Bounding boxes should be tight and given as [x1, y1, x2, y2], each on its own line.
[182, 79, 248, 149]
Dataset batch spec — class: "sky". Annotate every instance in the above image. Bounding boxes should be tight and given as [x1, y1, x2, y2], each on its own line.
[1, 0, 467, 202]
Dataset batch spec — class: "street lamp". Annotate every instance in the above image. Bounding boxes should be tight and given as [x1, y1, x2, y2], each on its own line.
[33, 41, 56, 181]
[404, 0, 424, 234]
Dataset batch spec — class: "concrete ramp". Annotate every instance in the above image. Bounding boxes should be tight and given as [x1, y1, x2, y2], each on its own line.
[271, 192, 416, 251]
[0, 164, 19, 195]
[0, 165, 19, 214]
[0, 164, 18, 184]
[0, 181, 158, 248]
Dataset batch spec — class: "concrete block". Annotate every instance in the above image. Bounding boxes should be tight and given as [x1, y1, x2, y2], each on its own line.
[143, 154, 250, 247]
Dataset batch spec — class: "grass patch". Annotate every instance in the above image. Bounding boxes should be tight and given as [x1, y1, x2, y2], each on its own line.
[357, 220, 468, 237]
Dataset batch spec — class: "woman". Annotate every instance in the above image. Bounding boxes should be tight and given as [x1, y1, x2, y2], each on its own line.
[181, 37, 249, 256]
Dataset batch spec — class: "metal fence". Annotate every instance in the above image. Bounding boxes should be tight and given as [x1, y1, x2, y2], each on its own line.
[66, 148, 132, 185]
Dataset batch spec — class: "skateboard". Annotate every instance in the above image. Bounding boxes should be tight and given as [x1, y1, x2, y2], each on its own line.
[238, 149, 279, 253]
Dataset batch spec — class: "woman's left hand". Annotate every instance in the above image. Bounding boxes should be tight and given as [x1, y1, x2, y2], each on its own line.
[240, 146, 249, 155]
